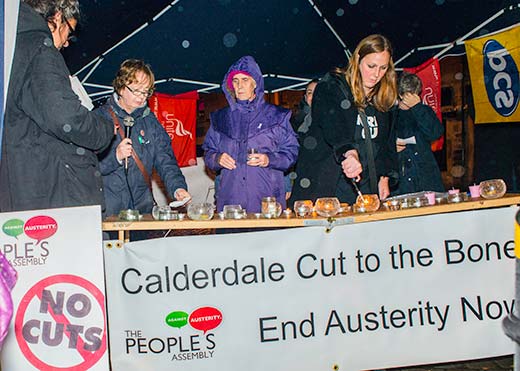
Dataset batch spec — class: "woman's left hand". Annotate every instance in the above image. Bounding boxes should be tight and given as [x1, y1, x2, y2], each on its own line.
[247, 153, 269, 167]
[378, 176, 390, 200]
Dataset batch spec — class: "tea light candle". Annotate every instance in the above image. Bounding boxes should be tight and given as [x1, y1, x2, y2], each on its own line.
[448, 188, 460, 195]
[283, 208, 292, 218]
[469, 184, 480, 198]
[296, 206, 307, 217]
[424, 192, 436, 205]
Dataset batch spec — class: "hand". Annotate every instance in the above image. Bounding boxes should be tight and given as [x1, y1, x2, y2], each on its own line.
[247, 153, 269, 167]
[218, 152, 236, 170]
[116, 138, 133, 162]
[398, 92, 421, 110]
[341, 150, 362, 179]
[378, 176, 390, 200]
[174, 189, 191, 201]
[396, 144, 406, 152]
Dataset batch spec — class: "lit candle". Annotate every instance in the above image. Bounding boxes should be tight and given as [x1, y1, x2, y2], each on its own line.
[448, 188, 460, 195]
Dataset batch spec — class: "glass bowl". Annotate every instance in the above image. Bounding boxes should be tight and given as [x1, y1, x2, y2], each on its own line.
[314, 197, 340, 217]
[338, 202, 351, 214]
[118, 209, 141, 221]
[223, 204, 247, 219]
[354, 194, 380, 213]
[293, 200, 314, 217]
[187, 202, 215, 220]
[447, 192, 468, 203]
[479, 179, 507, 199]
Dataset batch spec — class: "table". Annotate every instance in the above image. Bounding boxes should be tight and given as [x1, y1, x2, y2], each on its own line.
[102, 194, 520, 241]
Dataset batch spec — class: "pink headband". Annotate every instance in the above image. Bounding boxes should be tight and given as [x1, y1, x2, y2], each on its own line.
[226, 70, 252, 90]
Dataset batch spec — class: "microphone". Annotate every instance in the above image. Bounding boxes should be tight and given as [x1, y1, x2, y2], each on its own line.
[123, 116, 135, 170]
[123, 116, 135, 137]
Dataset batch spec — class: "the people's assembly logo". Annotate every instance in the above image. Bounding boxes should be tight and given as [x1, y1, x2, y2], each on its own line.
[1, 215, 58, 267]
[125, 306, 223, 362]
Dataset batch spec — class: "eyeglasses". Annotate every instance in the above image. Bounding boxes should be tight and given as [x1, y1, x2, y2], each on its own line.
[126, 85, 154, 98]
[64, 18, 77, 42]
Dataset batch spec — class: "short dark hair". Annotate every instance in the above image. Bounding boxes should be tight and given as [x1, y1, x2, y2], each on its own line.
[24, 0, 80, 24]
[398, 72, 422, 96]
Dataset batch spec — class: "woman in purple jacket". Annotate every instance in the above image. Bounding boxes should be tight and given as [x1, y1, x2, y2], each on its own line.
[203, 56, 299, 213]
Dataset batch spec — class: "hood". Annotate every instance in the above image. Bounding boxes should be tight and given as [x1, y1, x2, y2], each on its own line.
[18, 2, 52, 38]
[222, 55, 264, 111]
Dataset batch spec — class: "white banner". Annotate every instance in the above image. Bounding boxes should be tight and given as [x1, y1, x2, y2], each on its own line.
[0, 206, 109, 371]
[104, 207, 517, 370]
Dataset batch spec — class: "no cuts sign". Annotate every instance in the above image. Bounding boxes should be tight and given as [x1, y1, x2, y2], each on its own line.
[15, 274, 107, 370]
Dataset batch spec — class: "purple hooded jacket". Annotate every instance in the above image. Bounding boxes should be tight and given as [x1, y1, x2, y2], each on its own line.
[203, 56, 299, 212]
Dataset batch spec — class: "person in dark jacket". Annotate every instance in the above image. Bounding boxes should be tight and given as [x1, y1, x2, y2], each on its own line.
[290, 79, 319, 137]
[203, 55, 299, 213]
[286, 79, 319, 200]
[290, 34, 398, 205]
[0, 0, 114, 212]
[394, 72, 444, 194]
[96, 59, 190, 217]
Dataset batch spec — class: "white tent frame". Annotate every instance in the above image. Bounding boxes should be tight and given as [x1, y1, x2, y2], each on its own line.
[75, 1, 519, 96]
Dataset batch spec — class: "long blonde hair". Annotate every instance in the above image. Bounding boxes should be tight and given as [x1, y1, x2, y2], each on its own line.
[344, 34, 397, 112]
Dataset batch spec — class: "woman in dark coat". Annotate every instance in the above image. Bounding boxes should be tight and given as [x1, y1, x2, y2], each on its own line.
[290, 34, 398, 205]
[0, 0, 114, 212]
[394, 72, 444, 194]
[96, 59, 190, 217]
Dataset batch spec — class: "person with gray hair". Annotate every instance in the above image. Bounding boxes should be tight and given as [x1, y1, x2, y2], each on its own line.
[0, 0, 114, 212]
[394, 72, 444, 195]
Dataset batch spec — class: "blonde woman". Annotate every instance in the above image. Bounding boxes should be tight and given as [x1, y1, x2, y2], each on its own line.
[290, 34, 399, 205]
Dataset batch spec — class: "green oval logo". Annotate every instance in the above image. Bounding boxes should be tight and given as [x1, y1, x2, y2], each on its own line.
[165, 311, 189, 329]
[2, 219, 24, 239]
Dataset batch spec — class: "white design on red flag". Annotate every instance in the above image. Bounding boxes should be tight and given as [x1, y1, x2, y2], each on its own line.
[163, 113, 193, 140]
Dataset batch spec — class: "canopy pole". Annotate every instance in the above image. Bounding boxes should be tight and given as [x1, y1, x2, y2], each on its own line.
[197, 86, 221, 93]
[433, 3, 519, 60]
[73, 0, 182, 77]
[80, 57, 104, 84]
[307, 0, 351, 60]
[158, 77, 220, 88]
[396, 3, 519, 67]
[394, 43, 451, 66]
[83, 82, 113, 89]
[89, 90, 115, 98]
[265, 74, 312, 82]
[271, 81, 310, 93]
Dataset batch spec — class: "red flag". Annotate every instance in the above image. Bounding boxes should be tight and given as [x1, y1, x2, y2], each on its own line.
[404, 57, 444, 151]
[148, 91, 198, 167]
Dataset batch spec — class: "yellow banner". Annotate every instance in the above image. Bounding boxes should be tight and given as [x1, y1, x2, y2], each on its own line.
[466, 25, 520, 124]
